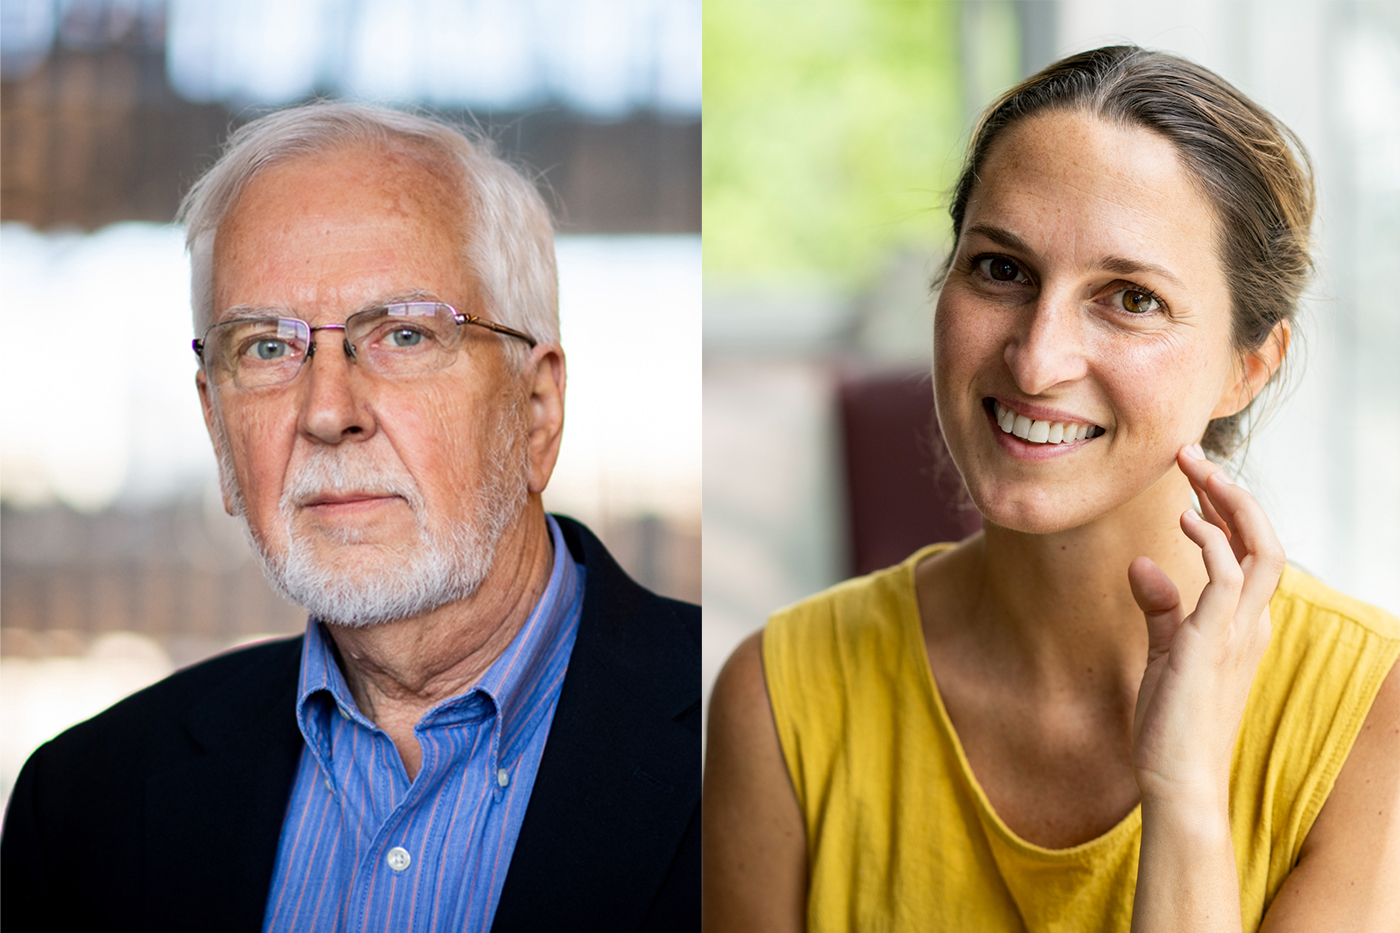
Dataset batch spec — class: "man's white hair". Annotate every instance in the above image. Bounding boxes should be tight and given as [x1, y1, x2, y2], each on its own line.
[177, 101, 559, 369]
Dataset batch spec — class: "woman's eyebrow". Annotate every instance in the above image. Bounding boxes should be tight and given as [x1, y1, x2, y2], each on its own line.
[1097, 256, 1184, 287]
[963, 223, 1031, 254]
[965, 222, 1183, 286]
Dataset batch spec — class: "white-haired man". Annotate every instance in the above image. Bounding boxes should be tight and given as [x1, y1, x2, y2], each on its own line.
[1, 104, 699, 933]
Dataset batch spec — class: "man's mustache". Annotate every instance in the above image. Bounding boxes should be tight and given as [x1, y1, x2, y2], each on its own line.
[279, 450, 426, 514]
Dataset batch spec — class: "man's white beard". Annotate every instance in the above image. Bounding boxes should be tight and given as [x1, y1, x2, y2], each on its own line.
[215, 412, 529, 629]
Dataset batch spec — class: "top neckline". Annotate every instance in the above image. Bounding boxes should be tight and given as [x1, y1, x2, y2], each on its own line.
[892, 543, 1145, 861]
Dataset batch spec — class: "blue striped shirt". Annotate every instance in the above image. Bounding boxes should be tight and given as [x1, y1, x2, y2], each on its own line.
[262, 515, 584, 932]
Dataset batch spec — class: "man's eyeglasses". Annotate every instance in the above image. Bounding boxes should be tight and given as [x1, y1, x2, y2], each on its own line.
[193, 301, 537, 388]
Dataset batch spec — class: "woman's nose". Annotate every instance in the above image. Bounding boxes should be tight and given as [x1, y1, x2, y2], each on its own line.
[1003, 295, 1089, 396]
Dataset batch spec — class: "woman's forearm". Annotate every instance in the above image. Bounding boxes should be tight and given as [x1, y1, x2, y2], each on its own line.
[1128, 452, 1282, 932]
[1132, 794, 1241, 932]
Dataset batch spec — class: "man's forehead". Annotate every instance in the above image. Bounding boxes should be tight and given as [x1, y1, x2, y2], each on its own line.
[209, 147, 472, 321]
[221, 145, 464, 235]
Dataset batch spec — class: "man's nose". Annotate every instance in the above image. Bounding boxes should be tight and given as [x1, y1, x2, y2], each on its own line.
[297, 332, 376, 444]
[1003, 291, 1090, 396]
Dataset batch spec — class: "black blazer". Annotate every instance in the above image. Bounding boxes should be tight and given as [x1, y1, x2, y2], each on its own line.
[1, 516, 699, 932]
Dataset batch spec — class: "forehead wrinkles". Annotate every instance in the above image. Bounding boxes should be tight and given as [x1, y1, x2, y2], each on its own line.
[341, 143, 467, 230]
[210, 144, 469, 301]
[230, 142, 464, 229]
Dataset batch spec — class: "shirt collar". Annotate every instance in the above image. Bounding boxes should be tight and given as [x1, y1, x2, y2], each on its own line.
[294, 514, 584, 763]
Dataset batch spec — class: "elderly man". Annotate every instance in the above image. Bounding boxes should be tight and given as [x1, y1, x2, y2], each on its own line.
[1, 104, 699, 932]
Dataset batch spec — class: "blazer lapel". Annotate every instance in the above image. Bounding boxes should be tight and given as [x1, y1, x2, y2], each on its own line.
[492, 518, 700, 931]
[143, 639, 304, 931]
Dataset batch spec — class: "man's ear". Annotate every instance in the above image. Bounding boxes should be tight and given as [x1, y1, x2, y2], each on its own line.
[196, 370, 238, 516]
[1210, 319, 1290, 420]
[524, 344, 566, 496]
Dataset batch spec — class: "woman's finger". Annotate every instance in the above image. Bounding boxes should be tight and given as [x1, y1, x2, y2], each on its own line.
[1128, 555, 1185, 661]
[1176, 445, 1285, 625]
[1179, 508, 1245, 640]
[1200, 474, 1245, 564]
[1178, 446, 1232, 547]
[1194, 475, 1230, 542]
[1196, 471, 1286, 620]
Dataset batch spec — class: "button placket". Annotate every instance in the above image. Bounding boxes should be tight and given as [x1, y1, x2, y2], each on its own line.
[489, 706, 508, 800]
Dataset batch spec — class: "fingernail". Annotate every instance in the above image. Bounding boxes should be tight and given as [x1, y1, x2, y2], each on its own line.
[1213, 470, 1234, 486]
[1184, 508, 1202, 522]
[1186, 443, 1205, 460]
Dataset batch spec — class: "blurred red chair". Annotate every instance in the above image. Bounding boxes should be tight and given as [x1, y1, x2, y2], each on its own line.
[838, 368, 983, 576]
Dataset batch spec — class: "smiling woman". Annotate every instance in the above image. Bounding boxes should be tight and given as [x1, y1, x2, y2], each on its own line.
[936, 110, 1262, 536]
[703, 46, 1400, 933]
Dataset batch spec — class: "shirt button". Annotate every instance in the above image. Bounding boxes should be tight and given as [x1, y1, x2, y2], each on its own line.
[386, 847, 411, 872]
[497, 769, 510, 788]
[337, 706, 350, 721]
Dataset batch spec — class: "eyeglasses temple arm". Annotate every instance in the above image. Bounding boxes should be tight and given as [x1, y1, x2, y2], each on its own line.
[456, 313, 538, 349]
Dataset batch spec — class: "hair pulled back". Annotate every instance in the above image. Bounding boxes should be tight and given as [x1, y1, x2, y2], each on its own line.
[947, 46, 1315, 457]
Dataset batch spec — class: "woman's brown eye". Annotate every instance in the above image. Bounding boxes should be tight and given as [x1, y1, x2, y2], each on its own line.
[979, 257, 1023, 282]
[1121, 289, 1161, 314]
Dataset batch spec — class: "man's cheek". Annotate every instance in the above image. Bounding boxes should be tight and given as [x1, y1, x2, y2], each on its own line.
[232, 410, 292, 510]
[388, 392, 485, 468]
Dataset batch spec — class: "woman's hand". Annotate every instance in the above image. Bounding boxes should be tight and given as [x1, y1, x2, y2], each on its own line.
[1127, 443, 1284, 804]
[1127, 442, 1286, 932]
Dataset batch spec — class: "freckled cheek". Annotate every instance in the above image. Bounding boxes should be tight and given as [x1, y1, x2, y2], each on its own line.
[1098, 340, 1216, 443]
[935, 301, 1007, 408]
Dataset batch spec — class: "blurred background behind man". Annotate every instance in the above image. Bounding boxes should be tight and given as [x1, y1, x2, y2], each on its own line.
[0, 0, 701, 809]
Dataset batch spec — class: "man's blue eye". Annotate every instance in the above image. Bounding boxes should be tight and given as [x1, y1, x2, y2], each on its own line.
[253, 339, 289, 360]
[389, 328, 424, 348]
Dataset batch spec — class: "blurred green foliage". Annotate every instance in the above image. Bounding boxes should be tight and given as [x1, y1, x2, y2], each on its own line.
[703, 0, 967, 290]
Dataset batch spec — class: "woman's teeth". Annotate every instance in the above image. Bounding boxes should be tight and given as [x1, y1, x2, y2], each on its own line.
[994, 401, 1102, 445]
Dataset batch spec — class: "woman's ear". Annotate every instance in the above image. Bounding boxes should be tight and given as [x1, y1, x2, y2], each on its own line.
[1211, 319, 1290, 420]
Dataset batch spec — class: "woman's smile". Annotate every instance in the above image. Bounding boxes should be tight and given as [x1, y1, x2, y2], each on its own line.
[988, 398, 1105, 445]
[981, 397, 1107, 464]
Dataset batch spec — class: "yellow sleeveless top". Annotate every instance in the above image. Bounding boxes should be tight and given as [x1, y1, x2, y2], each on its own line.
[763, 546, 1399, 933]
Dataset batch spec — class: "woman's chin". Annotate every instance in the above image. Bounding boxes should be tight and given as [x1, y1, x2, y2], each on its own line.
[965, 485, 1099, 536]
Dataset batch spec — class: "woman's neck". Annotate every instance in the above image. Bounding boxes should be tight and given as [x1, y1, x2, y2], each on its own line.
[924, 464, 1210, 697]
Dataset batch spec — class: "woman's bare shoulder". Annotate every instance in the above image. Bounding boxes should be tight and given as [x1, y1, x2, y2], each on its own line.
[703, 632, 807, 933]
[1259, 657, 1400, 930]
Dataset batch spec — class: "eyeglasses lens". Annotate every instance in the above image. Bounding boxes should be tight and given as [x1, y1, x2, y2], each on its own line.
[346, 303, 460, 376]
[203, 303, 462, 387]
[206, 319, 311, 387]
